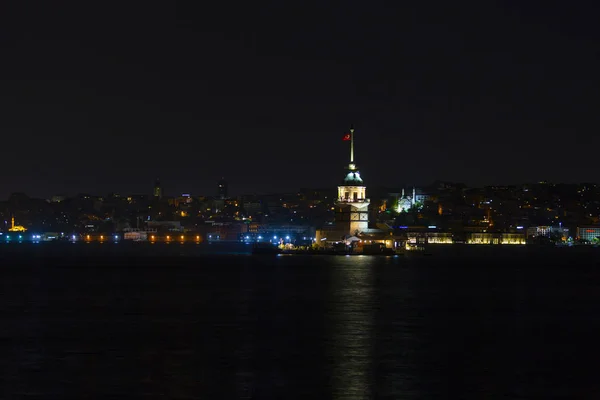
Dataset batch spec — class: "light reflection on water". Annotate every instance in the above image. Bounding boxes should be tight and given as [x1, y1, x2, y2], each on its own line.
[327, 257, 376, 399]
[2, 250, 600, 398]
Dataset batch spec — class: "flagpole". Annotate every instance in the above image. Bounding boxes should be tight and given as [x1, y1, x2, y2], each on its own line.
[350, 126, 354, 163]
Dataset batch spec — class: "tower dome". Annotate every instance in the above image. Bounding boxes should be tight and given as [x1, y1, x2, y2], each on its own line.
[343, 164, 364, 185]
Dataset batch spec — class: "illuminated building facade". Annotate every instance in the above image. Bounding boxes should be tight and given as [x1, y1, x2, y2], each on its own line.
[396, 187, 416, 212]
[576, 227, 600, 242]
[527, 225, 569, 241]
[466, 232, 526, 245]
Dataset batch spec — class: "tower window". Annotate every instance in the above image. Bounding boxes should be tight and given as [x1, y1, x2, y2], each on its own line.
[353, 192, 358, 201]
[345, 192, 349, 200]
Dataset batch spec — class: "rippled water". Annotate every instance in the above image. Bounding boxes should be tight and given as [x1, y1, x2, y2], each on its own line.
[1, 248, 600, 398]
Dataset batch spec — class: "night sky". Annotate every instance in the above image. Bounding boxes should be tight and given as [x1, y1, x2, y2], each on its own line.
[1, 1, 599, 199]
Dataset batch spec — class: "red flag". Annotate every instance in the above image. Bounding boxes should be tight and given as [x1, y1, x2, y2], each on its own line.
[342, 133, 351, 141]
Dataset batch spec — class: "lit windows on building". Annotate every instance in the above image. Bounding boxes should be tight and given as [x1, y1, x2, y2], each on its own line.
[427, 233, 453, 244]
[576, 227, 600, 242]
[466, 233, 525, 245]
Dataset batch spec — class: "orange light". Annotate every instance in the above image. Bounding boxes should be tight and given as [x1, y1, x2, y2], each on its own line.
[166, 235, 170, 240]
[196, 235, 200, 240]
[86, 235, 90, 240]
[180, 235, 184, 240]
[151, 235, 155, 240]
[100, 235, 104, 240]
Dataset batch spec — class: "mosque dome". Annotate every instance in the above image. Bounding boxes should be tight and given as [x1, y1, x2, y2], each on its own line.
[398, 197, 412, 212]
[396, 188, 415, 212]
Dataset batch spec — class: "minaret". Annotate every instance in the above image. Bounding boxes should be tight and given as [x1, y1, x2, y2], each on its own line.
[335, 126, 370, 236]
[412, 186, 416, 206]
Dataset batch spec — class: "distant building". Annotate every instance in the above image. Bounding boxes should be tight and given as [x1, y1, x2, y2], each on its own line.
[527, 226, 569, 240]
[147, 220, 181, 232]
[466, 232, 526, 245]
[397, 187, 416, 212]
[153, 178, 162, 199]
[576, 226, 600, 242]
[50, 195, 66, 203]
[218, 177, 228, 199]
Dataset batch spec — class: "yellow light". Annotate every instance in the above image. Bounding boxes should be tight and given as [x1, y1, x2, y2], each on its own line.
[151, 235, 155, 240]
[100, 235, 104, 240]
[86, 235, 90, 240]
[196, 235, 200, 240]
[180, 235, 184, 240]
[166, 235, 170, 240]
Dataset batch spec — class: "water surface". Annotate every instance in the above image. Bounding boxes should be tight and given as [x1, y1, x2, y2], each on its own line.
[1, 247, 599, 398]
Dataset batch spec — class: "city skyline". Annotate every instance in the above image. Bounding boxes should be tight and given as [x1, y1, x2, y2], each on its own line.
[1, 2, 599, 199]
[1, 176, 598, 201]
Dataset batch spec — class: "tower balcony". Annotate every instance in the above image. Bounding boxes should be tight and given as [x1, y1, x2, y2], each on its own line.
[337, 197, 370, 203]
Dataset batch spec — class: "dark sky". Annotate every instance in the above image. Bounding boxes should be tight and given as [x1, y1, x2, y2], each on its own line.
[1, 1, 599, 199]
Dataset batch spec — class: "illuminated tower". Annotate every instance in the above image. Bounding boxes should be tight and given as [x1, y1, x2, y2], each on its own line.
[218, 177, 228, 199]
[335, 126, 370, 236]
[153, 178, 162, 199]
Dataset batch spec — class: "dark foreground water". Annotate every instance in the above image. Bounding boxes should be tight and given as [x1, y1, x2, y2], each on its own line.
[1, 245, 600, 399]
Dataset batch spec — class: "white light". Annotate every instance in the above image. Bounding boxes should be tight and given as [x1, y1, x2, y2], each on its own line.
[285, 236, 290, 240]
[273, 236, 277, 239]
[114, 235, 119, 240]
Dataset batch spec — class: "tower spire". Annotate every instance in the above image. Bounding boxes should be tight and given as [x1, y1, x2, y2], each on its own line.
[350, 124, 354, 163]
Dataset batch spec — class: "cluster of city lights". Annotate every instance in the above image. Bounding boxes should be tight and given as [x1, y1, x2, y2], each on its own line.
[239, 235, 316, 243]
[0, 232, 319, 244]
[149, 235, 202, 242]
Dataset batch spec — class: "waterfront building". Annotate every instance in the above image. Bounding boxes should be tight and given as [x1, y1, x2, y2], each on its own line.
[527, 225, 569, 241]
[576, 226, 600, 242]
[466, 232, 526, 245]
